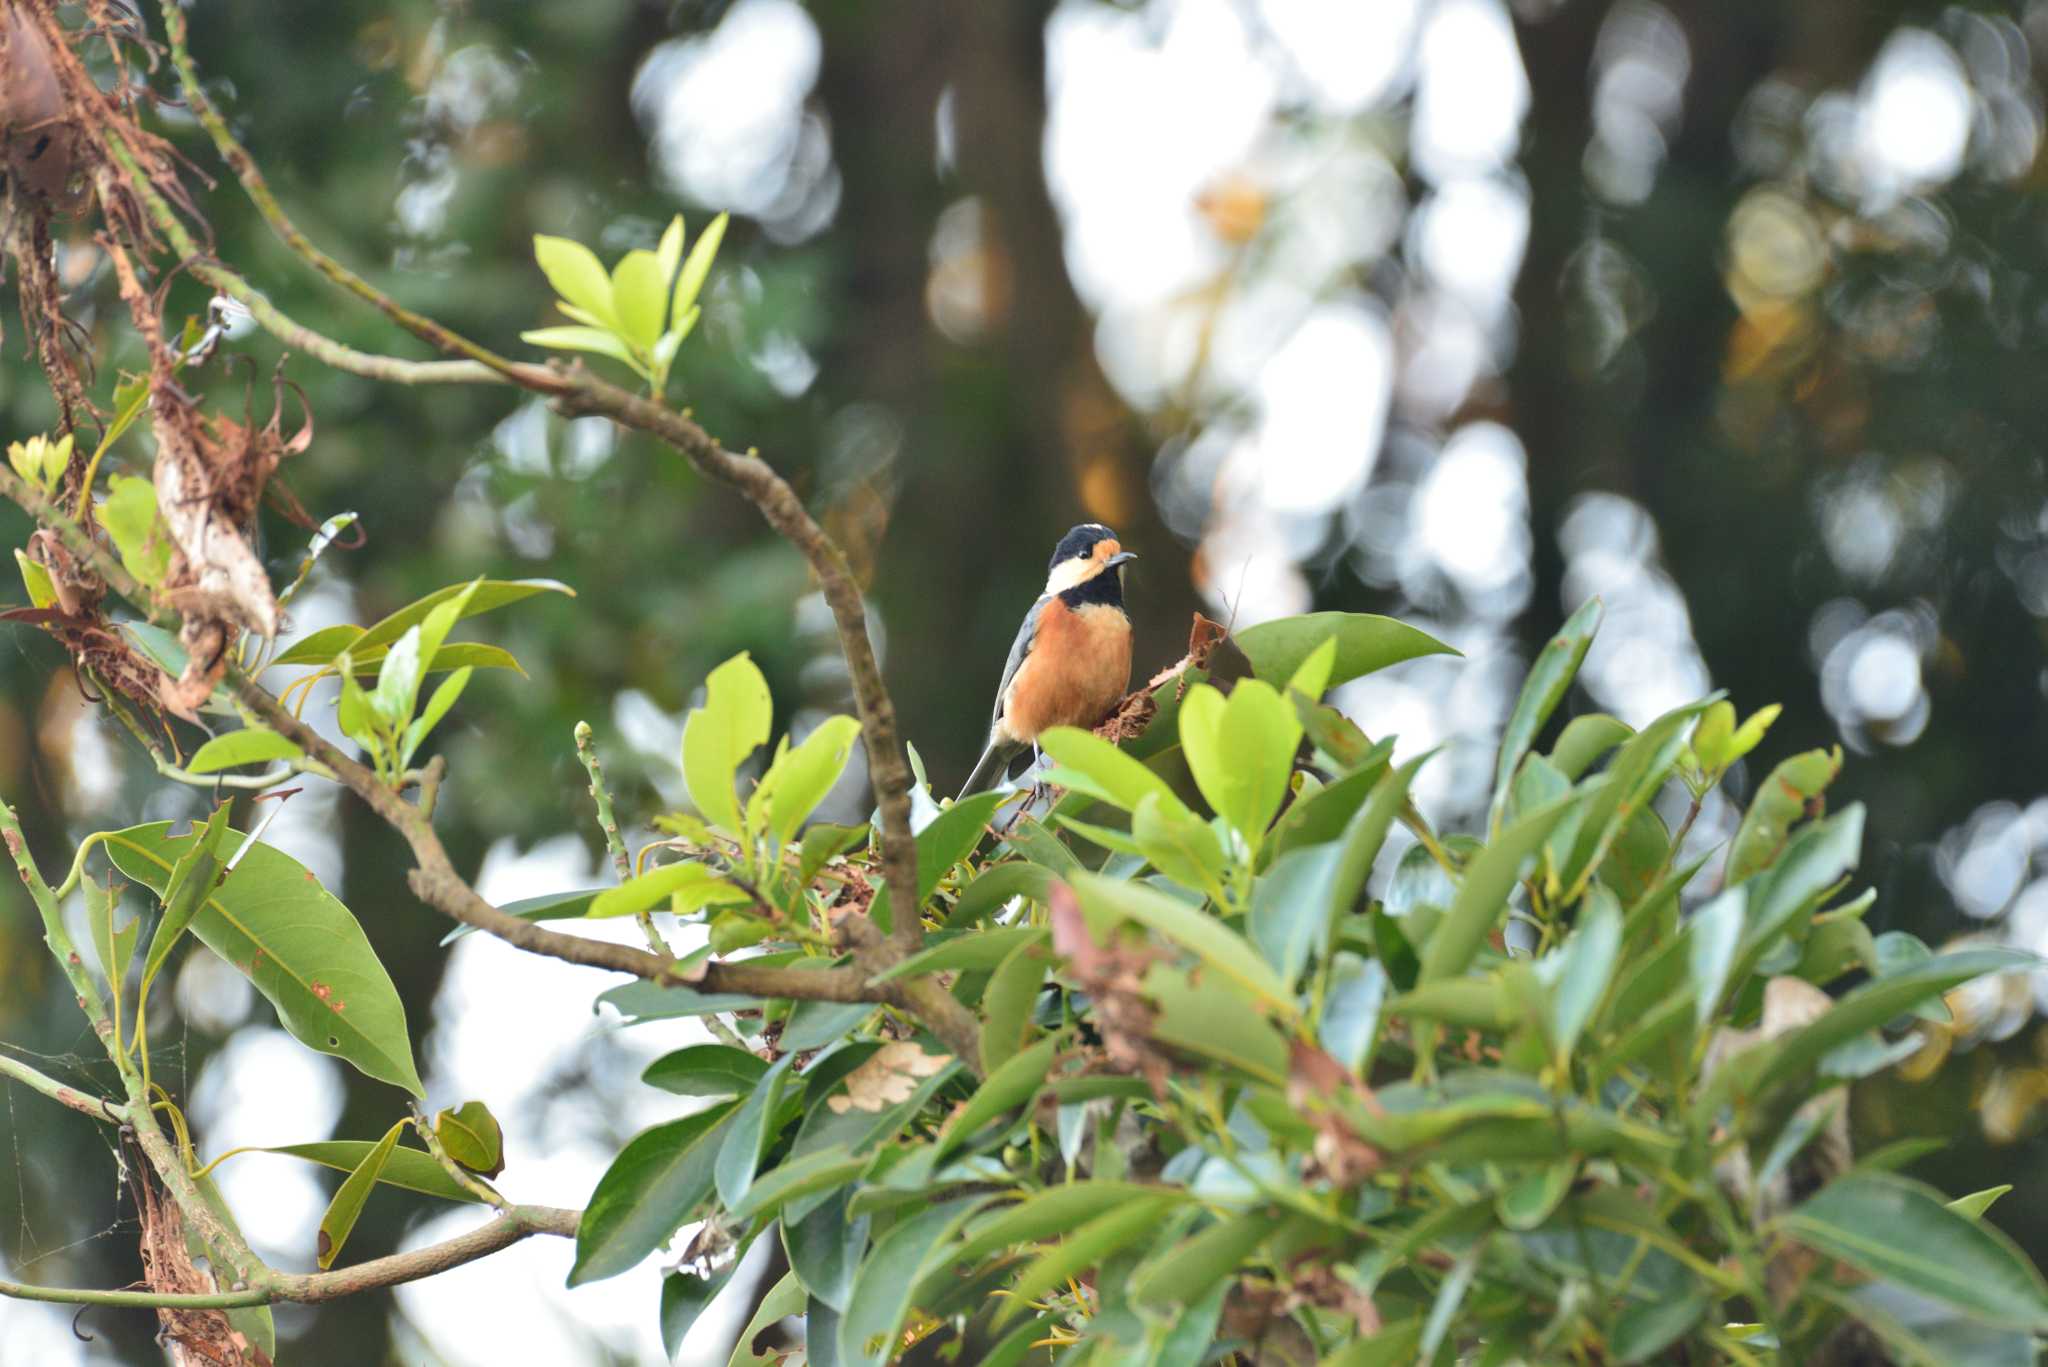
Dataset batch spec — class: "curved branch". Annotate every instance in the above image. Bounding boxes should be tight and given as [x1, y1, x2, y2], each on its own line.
[0, 1051, 129, 1124]
[0, 1206, 581, 1310]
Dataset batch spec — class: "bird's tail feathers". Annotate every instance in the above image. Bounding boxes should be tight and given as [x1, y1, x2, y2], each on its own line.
[958, 738, 1026, 800]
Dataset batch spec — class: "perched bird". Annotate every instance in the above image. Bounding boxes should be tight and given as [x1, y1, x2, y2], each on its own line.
[958, 523, 1136, 798]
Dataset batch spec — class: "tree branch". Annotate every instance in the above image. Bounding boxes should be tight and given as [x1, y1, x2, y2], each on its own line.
[0, 1206, 580, 1310]
[0, 1051, 129, 1125]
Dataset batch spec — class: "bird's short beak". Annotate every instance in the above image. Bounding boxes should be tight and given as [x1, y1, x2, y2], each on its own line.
[1106, 550, 1137, 568]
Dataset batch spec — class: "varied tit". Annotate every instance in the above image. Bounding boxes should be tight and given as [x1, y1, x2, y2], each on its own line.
[958, 523, 1137, 798]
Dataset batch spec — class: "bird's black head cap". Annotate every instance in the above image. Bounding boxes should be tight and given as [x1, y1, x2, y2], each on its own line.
[1050, 523, 1117, 569]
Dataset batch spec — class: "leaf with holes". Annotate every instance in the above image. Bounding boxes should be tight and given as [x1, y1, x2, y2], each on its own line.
[105, 822, 424, 1095]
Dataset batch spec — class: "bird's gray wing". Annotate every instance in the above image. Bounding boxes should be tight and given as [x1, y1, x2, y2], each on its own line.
[989, 595, 1049, 726]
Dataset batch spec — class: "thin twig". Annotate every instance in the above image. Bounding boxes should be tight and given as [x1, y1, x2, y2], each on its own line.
[575, 720, 669, 956]
[0, 1051, 129, 1124]
[0, 1205, 580, 1309]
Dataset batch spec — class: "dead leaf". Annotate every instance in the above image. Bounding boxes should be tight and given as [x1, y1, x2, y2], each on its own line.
[826, 1041, 951, 1114]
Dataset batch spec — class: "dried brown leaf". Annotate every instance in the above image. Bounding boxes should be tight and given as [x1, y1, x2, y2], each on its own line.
[826, 1041, 952, 1114]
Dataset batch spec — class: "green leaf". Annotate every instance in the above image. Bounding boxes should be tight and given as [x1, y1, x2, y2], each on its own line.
[519, 325, 643, 369]
[533, 234, 617, 325]
[1147, 961, 1291, 1084]
[933, 1033, 1062, 1160]
[138, 803, 233, 999]
[714, 1055, 795, 1208]
[674, 211, 729, 317]
[316, 1119, 404, 1269]
[609, 247, 668, 351]
[598, 978, 761, 1020]
[779, 998, 877, 1052]
[101, 473, 172, 587]
[106, 822, 425, 1095]
[1068, 870, 1292, 1013]
[1491, 597, 1601, 832]
[1039, 725, 1180, 814]
[872, 927, 1047, 983]
[1285, 634, 1339, 701]
[1250, 843, 1343, 985]
[1742, 948, 2036, 1101]
[185, 727, 305, 775]
[269, 579, 573, 669]
[799, 822, 868, 888]
[728, 1145, 865, 1223]
[1320, 1319, 1423, 1366]
[948, 859, 1053, 928]
[764, 715, 861, 844]
[401, 665, 473, 768]
[1131, 790, 1229, 893]
[997, 1196, 1184, 1323]
[785, 1187, 868, 1313]
[1320, 953, 1388, 1072]
[1687, 886, 1746, 1029]
[439, 888, 604, 944]
[655, 215, 686, 290]
[725, 1268, 805, 1367]
[837, 1197, 985, 1367]
[980, 934, 1049, 1074]
[1559, 699, 1713, 891]
[1549, 712, 1632, 780]
[1177, 678, 1301, 846]
[662, 1265, 737, 1363]
[1727, 746, 1843, 885]
[1233, 612, 1456, 690]
[587, 860, 746, 920]
[1612, 1287, 1710, 1364]
[1534, 888, 1620, 1056]
[643, 1044, 770, 1097]
[1781, 1172, 2048, 1331]
[85, 873, 137, 991]
[1131, 1209, 1283, 1309]
[266, 1140, 482, 1203]
[1950, 1185, 2013, 1220]
[433, 1100, 503, 1177]
[1421, 794, 1578, 982]
[870, 789, 1007, 930]
[682, 652, 773, 834]
[13, 547, 54, 608]
[570, 1103, 738, 1285]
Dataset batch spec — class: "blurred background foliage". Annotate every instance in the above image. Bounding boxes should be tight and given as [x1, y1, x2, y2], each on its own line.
[5, 0, 2048, 1361]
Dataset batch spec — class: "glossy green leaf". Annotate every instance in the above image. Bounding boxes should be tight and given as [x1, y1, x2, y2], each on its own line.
[674, 211, 729, 317]
[1421, 794, 1578, 982]
[1781, 1172, 2048, 1331]
[1727, 746, 1843, 885]
[763, 714, 861, 844]
[714, 1055, 796, 1209]
[1068, 870, 1291, 1012]
[980, 934, 1049, 1074]
[401, 665, 473, 768]
[1612, 1287, 1710, 1364]
[1491, 597, 1601, 832]
[947, 859, 1053, 928]
[598, 978, 762, 1020]
[681, 652, 773, 834]
[1320, 953, 1388, 1072]
[1951, 1185, 2013, 1220]
[269, 579, 573, 668]
[785, 1187, 868, 1313]
[662, 1264, 738, 1364]
[871, 926, 1047, 983]
[934, 1033, 1062, 1160]
[997, 1195, 1184, 1323]
[570, 1102, 738, 1285]
[1130, 1208, 1283, 1308]
[726, 1268, 805, 1367]
[105, 822, 425, 1095]
[587, 860, 746, 920]
[837, 1197, 985, 1367]
[1549, 712, 1632, 780]
[1534, 889, 1620, 1056]
[520, 325, 642, 367]
[728, 1145, 865, 1222]
[1234, 612, 1455, 690]
[1130, 790, 1229, 892]
[1250, 842, 1343, 985]
[102, 473, 172, 587]
[1687, 886, 1746, 1029]
[185, 727, 304, 775]
[1146, 961, 1291, 1084]
[85, 873, 137, 991]
[643, 1044, 769, 1097]
[13, 547, 54, 608]
[1039, 724, 1180, 814]
[533, 233, 617, 324]
[315, 1119, 404, 1269]
[138, 804, 234, 999]
[266, 1140, 482, 1203]
[433, 1100, 503, 1177]
[1177, 678, 1301, 846]
[609, 247, 668, 350]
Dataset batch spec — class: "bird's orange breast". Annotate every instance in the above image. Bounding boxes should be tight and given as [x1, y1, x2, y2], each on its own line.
[999, 600, 1132, 743]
